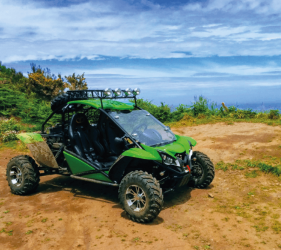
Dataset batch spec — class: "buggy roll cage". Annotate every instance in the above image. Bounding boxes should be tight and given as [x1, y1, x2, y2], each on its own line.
[41, 89, 142, 148]
[67, 89, 139, 109]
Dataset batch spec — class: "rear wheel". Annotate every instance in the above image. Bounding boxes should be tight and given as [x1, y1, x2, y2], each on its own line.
[118, 170, 163, 223]
[191, 151, 215, 188]
[6, 155, 40, 195]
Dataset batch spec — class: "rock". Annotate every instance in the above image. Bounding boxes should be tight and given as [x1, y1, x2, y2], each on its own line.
[208, 193, 214, 198]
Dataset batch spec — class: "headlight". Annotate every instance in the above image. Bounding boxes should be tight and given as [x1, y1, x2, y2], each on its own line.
[159, 152, 180, 167]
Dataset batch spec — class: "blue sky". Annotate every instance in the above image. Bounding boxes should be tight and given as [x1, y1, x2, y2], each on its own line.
[1, 0, 281, 106]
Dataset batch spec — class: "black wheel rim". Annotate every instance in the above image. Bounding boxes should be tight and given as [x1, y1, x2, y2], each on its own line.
[193, 161, 204, 179]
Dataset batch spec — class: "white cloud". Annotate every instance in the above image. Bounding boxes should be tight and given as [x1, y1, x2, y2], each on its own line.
[1, 0, 281, 63]
[184, 0, 281, 14]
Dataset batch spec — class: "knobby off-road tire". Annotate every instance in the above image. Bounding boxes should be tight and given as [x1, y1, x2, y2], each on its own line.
[6, 155, 40, 195]
[191, 151, 215, 188]
[51, 93, 88, 112]
[118, 170, 163, 223]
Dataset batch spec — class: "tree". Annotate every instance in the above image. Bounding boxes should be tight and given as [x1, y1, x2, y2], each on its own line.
[26, 64, 67, 101]
[65, 73, 88, 90]
[0, 62, 27, 88]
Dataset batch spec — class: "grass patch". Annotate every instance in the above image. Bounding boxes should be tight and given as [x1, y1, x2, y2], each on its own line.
[0, 228, 13, 236]
[245, 170, 259, 178]
[3, 222, 12, 226]
[272, 214, 280, 219]
[253, 225, 269, 232]
[215, 159, 281, 177]
[216, 161, 229, 171]
[272, 221, 281, 233]
[0, 140, 28, 151]
[41, 218, 48, 223]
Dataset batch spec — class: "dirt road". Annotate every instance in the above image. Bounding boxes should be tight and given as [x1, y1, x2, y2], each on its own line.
[1, 122, 281, 250]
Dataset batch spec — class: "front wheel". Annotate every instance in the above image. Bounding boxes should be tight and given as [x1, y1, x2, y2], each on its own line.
[6, 155, 40, 195]
[118, 171, 163, 223]
[191, 151, 215, 188]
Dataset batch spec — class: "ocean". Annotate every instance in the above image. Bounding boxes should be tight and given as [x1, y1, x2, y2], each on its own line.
[169, 102, 281, 112]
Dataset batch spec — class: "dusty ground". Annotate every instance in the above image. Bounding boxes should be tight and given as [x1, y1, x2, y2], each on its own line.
[0, 122, 281, 250]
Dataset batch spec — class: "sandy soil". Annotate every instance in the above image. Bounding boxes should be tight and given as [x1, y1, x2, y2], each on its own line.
[0, 122, 281, 250]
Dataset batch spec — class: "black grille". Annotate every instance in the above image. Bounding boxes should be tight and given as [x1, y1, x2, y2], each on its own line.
[178, 175, 190, 187]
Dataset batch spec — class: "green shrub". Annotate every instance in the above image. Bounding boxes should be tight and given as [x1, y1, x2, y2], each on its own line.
[216, 161, 229, 171]
[0, 118, 21, 133]
[268, 110, 279, 119]
[1, 131, 18, 142]
[136, 99, 173, 123]
[0, 118, 21, 142]
[171, 104, 191, 121]
[0, 85, 54, 126]
[256, 112, 268, 119]
[191, 96, 208, 116]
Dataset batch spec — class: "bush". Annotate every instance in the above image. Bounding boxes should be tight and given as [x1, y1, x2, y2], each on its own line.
[0, 118, 21, 133]
[191, 96, 208, 116]
[136, 99, 173, 123]
[1, 131, 18, 142]
[171, 104, 191, 121]
[0, 118, 21, 142]
[0, 85, 53, 125]
[256, 112, 268, 119]
[268, 110, 279, 119]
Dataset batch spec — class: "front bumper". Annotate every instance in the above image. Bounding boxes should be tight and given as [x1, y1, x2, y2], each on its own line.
[174, 174, 191, 187]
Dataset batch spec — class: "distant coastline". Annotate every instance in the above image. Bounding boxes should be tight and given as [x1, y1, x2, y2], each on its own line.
[169, 102, 281, 112]
[226, 102, 281, 112]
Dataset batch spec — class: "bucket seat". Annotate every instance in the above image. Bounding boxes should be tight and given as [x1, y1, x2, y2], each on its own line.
[68, 113, 117, 168]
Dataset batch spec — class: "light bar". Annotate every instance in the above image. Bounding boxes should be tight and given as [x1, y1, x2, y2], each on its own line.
[124, 88, 132, 97]
[104, 88, 112, 97]
[132, 88, 140, 96]
[113, 88, 122, 97]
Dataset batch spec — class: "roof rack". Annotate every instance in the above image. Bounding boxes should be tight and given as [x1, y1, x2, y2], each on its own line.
[67, 88, 140, 109]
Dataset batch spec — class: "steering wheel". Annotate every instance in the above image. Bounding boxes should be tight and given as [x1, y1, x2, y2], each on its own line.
[132, 123, 148, 135]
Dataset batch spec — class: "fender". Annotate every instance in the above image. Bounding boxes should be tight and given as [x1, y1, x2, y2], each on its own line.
[17, 133, 59, 168]
[122, 146, 162, 161]
[108, 146, 162, 183]
[175, 135, 197, 150]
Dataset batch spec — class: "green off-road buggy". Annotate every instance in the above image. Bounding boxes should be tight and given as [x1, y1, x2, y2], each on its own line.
[6, 88, 215, 223]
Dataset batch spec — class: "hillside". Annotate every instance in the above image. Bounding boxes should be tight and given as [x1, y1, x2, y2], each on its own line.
[0, 122, 280, 250]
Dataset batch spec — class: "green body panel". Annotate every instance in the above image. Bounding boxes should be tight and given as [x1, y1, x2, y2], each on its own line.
[63, 152, 112, 182]
[174, 135, 197, 151]
[121, 135, 197, 161]
[140, 144, 163, 161]
[122, 147, 162, 161]
[17, 133, 44, 144]
[68, 99, 134, 110]
[178, 135, 197, 147]
[63, 152, 94, 174]
[154, 142, 185, 157]
[151, 135, 197, 156]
